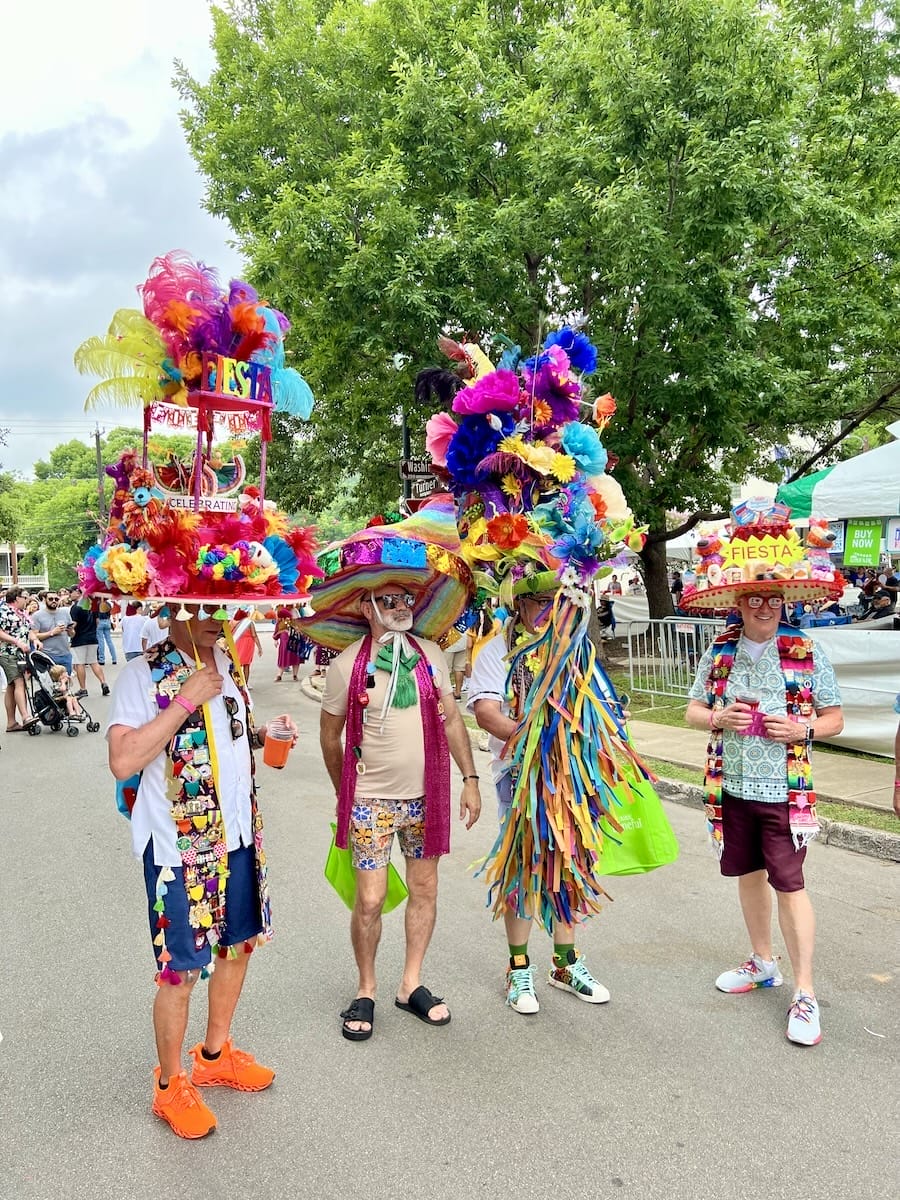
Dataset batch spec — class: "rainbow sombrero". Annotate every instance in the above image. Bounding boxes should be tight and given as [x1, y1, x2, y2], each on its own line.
[300, 498, 473, 650]
[679, 498, 844, 614]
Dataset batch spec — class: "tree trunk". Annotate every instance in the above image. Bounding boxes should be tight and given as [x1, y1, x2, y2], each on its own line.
[640, 536, 675, 620]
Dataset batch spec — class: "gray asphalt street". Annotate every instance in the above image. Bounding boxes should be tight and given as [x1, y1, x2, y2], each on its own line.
[1, 650, 898, 1200]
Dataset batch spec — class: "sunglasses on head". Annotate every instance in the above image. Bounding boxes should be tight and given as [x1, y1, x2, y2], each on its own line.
[224, 695, 244, 741]
[373, 593, 415, 610]
[746, 595, 784, 610]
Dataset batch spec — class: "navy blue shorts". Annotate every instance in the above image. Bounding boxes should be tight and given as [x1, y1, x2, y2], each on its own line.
[142, 842, 263, 972]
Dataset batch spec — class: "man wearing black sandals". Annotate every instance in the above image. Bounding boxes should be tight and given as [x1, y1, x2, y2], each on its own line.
[320, 584, 482, 1041]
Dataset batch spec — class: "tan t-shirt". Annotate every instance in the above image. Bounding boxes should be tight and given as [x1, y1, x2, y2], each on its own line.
[323, 636, 452, 799]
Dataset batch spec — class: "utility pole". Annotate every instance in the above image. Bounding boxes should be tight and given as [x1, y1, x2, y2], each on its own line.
[94, 424, 107, 522]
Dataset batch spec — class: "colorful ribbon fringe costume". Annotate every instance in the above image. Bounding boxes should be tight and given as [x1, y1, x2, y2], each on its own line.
[418, 327, 665, 932]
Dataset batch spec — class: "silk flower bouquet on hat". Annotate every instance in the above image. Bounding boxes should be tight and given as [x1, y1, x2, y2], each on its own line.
[419, 327, 661, 931]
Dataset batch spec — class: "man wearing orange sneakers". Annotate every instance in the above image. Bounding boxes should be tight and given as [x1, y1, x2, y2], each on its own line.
[108, 606, 297, 1138]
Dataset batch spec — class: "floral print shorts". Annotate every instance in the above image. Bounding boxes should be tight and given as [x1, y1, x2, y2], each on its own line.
[350, 797, 426, 869]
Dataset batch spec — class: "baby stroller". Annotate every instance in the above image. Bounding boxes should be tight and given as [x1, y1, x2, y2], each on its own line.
[23, 649, 100, 737]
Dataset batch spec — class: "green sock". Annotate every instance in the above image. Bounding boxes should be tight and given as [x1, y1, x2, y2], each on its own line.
[553, 944, 575, 969]
[508, 942, 529, 967]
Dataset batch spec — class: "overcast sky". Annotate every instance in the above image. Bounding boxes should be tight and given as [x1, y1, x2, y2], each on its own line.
[0, 1, 244, 478]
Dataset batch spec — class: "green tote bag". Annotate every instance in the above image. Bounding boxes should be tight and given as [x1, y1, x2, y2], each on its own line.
[324, 823, 409, 913]
[598, 780, 679, 877]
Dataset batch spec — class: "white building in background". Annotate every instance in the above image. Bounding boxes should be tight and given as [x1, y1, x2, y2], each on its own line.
[0, 542, 49, 591]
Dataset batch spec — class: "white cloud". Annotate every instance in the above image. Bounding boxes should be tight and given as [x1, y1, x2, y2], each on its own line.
[0, 1, 245, 478]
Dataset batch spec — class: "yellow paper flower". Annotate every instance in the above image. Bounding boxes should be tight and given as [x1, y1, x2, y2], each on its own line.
[551, 454, 577, 483]
[105, 545, 150, 594]
[500, 472, 523, 500]
[498, 434, 526, 456]
[518, 442, 557, 475]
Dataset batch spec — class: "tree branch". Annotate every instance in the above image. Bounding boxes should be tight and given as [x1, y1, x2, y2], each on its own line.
[785, 380, 900, 480]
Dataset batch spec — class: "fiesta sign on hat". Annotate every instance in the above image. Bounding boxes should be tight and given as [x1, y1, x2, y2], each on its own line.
[679, 498, 844, 613]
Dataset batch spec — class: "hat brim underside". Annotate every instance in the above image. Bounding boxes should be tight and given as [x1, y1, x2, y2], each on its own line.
[679, 578, 842, 613]
[300, 565, 469, 651]
[84, 589, 311, 610]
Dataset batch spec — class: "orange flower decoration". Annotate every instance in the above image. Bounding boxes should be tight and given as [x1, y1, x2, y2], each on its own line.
[593, 392, 617, 429]
[486, 512, 529, 550]
[589, 492, 608, 521]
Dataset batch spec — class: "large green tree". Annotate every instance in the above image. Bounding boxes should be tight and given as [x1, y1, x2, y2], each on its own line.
[178, 0, 900, 614]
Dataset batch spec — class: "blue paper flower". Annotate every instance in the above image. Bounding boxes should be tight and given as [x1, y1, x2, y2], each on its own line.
[544, 327, 598, 374]
[445, 413, 515, 490]
[560, 422, 608, 476]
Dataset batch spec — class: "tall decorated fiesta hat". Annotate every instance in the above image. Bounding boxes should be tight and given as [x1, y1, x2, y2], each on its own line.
[74, 251, 321, 611]
[417, 326, 645, 608]
[299, 497, 473, 651]
[678, 498, 845, 614]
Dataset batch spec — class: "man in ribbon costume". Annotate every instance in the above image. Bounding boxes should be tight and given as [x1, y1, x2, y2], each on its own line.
[306, 503, 482, 1041]
[419, 326, 667, 1015]
[682, 499, 844, 1046]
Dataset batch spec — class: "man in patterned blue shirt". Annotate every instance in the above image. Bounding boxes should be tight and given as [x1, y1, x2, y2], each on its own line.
[686, 588, 843, 1046]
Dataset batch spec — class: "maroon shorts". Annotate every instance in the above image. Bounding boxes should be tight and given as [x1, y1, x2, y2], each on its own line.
[720, 791, 807, 893]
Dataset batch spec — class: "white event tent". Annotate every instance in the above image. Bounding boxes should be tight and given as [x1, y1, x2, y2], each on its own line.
[776, 421, 900, 520]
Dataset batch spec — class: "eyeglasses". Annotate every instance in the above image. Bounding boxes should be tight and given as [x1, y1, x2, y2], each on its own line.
[373, 593, 415, 610]
[224, 695, 244, 741]
[746, 595, 784, 610]
[46, 596, 59, 602]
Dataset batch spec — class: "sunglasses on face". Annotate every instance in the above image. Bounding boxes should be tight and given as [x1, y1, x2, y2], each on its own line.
[746, 595, 784, 610]
[224, 695, 244, 741]
[373, 593, 415, 610]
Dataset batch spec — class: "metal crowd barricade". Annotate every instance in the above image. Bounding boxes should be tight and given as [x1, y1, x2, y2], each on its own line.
[624, 616, 726, 702]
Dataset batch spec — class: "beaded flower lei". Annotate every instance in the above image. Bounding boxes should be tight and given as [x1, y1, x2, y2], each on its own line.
[704, 623, 820, 857]
[148, 639, 272, 985]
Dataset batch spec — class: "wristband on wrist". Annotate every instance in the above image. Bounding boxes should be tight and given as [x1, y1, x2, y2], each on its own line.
[462, 774, 479, 781]
[173, 694, 196, 716]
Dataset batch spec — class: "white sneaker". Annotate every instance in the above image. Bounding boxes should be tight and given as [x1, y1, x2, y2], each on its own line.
[548, 951, 610, 1004]
[506, 960, 539, 1014]
[716, 953, 783, 993]
[787, 991, 822, 1045]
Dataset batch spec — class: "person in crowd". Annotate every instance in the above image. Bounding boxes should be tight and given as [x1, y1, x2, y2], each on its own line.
[49, 664, 87, 720]
[305, 508, 480, 1042]
[671, 569, 684, 608]
[0, 586, 39, 731]
[141, 603, 171, 653]
[231, 611, 262, 685]
[121, 602, 146, 661]
[443, 626, 469, 701]
[96, 597, 118, 666]
[608, 575, 623, 596]
[681, 503, 844, 1046]
[69, 594, 110, 698]
[273, 605, 306, 681]
[25, 596, 40, 617]
[30, 590, 73, 672]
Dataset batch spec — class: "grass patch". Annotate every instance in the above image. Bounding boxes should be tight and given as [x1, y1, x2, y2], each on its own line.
[647, 757, 898, 832]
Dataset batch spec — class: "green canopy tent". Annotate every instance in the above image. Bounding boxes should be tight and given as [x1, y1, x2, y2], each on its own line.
[775, 466, 835, 519]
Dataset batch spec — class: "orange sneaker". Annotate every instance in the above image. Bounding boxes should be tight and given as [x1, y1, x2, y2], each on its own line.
[188, 1039, 275, 1092]
[152, 1068, 217, 1139]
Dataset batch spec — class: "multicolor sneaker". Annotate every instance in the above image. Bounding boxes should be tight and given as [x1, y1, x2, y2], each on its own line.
[152, 1068, 217, 1139]
[715, 954, 783, 993]
[786, 991, 822, 1045]
[188, 1039, 275, 1091]
[547, 950, 610, 1004]
[506, 955, 540, 1014]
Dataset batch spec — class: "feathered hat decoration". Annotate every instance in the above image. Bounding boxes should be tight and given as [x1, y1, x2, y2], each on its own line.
[417, 324, 645, 608]
[74, 250, 314, 419]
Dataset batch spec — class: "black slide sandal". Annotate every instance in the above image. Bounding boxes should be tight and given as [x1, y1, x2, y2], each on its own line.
[340, 997, 375, 1041]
